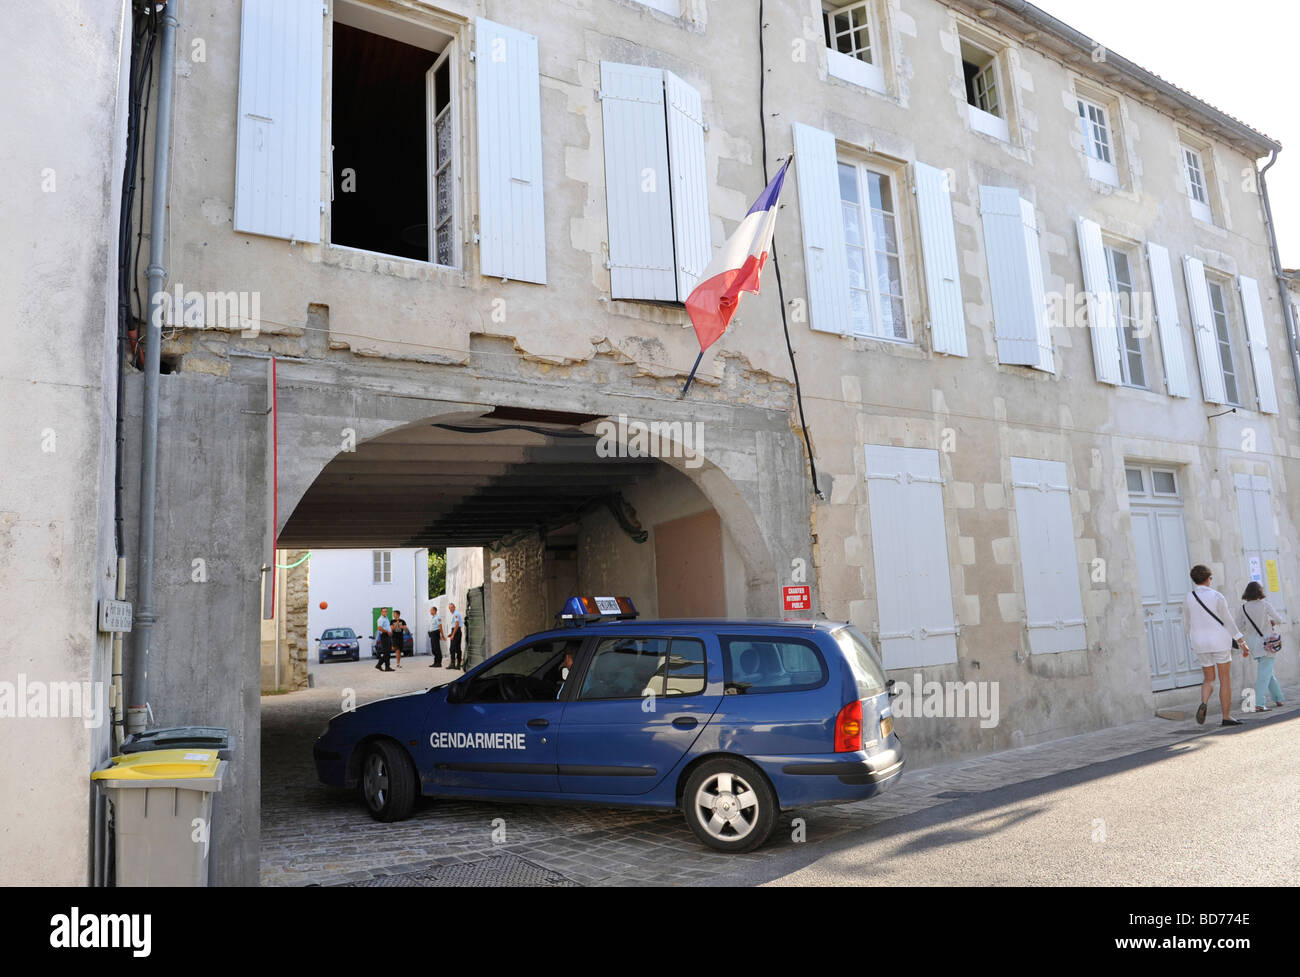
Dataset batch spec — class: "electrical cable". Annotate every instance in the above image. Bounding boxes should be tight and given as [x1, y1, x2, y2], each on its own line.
[758, 0, 825, 501]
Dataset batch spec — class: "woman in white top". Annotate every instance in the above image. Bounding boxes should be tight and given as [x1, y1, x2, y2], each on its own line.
[1235, 580, 1285, 712]
[1184, 565, 1245, 726]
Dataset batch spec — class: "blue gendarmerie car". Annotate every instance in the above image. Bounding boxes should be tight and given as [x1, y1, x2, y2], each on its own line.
[313, 596, 903, 852]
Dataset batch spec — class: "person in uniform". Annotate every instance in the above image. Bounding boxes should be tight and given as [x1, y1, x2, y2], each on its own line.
[447, 601, 464, 669]
[429, 605, 444, 668]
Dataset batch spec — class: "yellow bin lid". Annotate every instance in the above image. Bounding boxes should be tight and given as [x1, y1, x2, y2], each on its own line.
[92, 748, 221, 781]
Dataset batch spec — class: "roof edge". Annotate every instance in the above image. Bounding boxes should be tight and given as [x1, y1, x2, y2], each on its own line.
[974, 0, 1281, 155]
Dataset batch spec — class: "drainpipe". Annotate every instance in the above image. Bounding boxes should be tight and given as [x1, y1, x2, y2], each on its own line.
[1257, 150, 1300, 418]
[128, 0, 179, 736]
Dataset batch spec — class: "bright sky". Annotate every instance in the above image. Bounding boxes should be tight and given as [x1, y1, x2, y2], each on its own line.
[1028, 0, 1300, 268]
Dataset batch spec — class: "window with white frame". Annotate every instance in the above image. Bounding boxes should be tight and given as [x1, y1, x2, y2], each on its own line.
[1206, 277, 1242, 406]
[1077, 96, 1119, 186]
[1104, 243, 1146, 387]
[823, 2, 885, 91]
[330, 13, 457, 265]
[960, 37, 1009, 141]
[839, 160, 906, 340]
[372, 550, 392, 584]
[1182, 145, 1213, 222]
[634, 0, 682, 16]
[962, 40, 1000, 115]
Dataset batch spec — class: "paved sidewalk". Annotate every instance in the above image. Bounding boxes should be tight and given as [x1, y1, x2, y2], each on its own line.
[261, 665, 1295, 886]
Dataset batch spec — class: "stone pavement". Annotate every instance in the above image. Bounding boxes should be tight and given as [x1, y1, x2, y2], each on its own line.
[261, 659, 1295, 886]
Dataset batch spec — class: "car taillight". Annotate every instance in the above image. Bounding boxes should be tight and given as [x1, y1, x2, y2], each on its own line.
[834, 700, 863, 753]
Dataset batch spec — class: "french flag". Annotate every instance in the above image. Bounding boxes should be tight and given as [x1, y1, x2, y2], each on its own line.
[685, 157, 791, 358]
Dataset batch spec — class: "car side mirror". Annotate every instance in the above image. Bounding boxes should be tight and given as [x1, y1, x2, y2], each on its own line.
[446, 682, 466, 704]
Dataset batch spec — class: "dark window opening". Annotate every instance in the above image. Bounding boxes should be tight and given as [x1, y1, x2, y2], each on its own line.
[331, 22, 440, 261]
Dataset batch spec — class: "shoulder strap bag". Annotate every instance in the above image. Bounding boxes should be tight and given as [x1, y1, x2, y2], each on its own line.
[1243, 602, 1284, 654]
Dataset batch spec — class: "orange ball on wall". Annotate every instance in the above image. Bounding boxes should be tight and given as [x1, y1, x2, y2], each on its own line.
[319, 601, 328, 610]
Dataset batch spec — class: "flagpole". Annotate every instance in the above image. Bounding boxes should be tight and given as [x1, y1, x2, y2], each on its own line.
[679, 350, 704, 397]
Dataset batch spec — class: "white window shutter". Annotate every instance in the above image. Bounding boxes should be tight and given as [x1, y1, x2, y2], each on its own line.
[1021, 199, 1055, 373]
[864, 445, 959, 669]
[476, 18, 547, 284]
[664, 71, 711, 300]
[913, 162, 967, 356]
[1145, 242, 1192, 398]
[793, 123, 851, 335]
[600, 62, 676, 301]
[1075, 217, 1123, 385]
[1181, 255, 1228, 404]
[234, 0, 323, 243]
[1238, 275, 1279, 414]
[980, 186, 1039, 367]
[1010, 457, 1087, 654]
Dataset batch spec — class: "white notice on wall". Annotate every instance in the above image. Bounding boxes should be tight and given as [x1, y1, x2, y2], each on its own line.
[1249, 557, 1263, 583]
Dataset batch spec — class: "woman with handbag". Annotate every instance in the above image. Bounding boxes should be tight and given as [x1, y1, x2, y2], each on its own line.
[1184, 565, 1246, 726]
[1235, 581, 1285, 712]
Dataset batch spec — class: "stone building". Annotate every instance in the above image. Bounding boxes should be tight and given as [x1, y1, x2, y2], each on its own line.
[4, 0, 1296, 884]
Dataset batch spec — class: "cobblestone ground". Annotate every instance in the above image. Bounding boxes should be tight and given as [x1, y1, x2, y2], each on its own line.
[262, 657, 1295, 886]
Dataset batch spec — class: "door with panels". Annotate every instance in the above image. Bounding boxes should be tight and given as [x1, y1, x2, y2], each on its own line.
[1127, 465, 1199, 691]
[863, 445, 959, 669]
[1234, 473, 1285, 614]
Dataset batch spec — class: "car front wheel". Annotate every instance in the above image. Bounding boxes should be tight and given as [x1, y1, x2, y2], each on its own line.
[682, 758, 777, 853]
[360, 740, 417, 822]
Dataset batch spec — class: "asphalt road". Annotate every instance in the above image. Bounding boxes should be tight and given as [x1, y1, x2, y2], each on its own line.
[719, 711, 1300, 886]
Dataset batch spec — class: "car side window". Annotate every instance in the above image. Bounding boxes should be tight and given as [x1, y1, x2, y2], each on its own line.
[478, 642, 562, 680]
[579, 637, 707, 700]
[720, 636, 827, 693]
[459, 638, 582, 703]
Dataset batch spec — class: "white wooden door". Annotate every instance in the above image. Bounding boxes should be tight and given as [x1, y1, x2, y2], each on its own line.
[1128, 466, 1199, 690]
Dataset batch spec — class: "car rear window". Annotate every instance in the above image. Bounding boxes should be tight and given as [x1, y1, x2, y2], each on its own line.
[833, 626, 888, 698]
[720, 636, 827, 693]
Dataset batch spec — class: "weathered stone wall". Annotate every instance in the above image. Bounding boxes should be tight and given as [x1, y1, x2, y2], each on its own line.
[284, 549, 310, 691]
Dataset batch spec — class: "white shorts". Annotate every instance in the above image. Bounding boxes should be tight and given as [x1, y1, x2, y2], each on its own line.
[1195, 648, 1232, 667]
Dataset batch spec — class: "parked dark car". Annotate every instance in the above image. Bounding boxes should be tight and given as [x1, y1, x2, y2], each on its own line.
[318, 627, 360, 663]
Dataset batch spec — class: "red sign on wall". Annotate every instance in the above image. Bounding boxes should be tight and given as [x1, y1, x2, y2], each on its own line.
[782, 585, 811, 612]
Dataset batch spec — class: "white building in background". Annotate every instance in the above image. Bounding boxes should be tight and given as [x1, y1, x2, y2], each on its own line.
[308, 548, 430, 656]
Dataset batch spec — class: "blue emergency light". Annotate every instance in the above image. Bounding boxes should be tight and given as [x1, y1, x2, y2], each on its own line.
[557, 595, 638, 626]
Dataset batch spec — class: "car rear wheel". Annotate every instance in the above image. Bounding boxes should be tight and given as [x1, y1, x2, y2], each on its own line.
[360, 741, 416, 822]
[682, 758, 776, 853]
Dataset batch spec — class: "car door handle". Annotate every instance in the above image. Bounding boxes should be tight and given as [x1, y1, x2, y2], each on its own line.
[672, 717, 698, 730]
[527, 718, 549, 729]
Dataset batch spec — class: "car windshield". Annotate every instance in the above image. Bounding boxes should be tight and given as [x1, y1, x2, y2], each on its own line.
[322, 629, 355, 639]
[833, 626, 888, 698]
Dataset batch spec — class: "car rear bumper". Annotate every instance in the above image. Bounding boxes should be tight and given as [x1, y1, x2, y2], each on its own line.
[750, 745, 905, 807]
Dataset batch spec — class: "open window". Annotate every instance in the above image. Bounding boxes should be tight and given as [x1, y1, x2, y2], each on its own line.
[330, 5, 459, 265]
[960, 36, 1009, 141]
[1180, 140, 1215, 224]
[823, 1, 886, 92]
